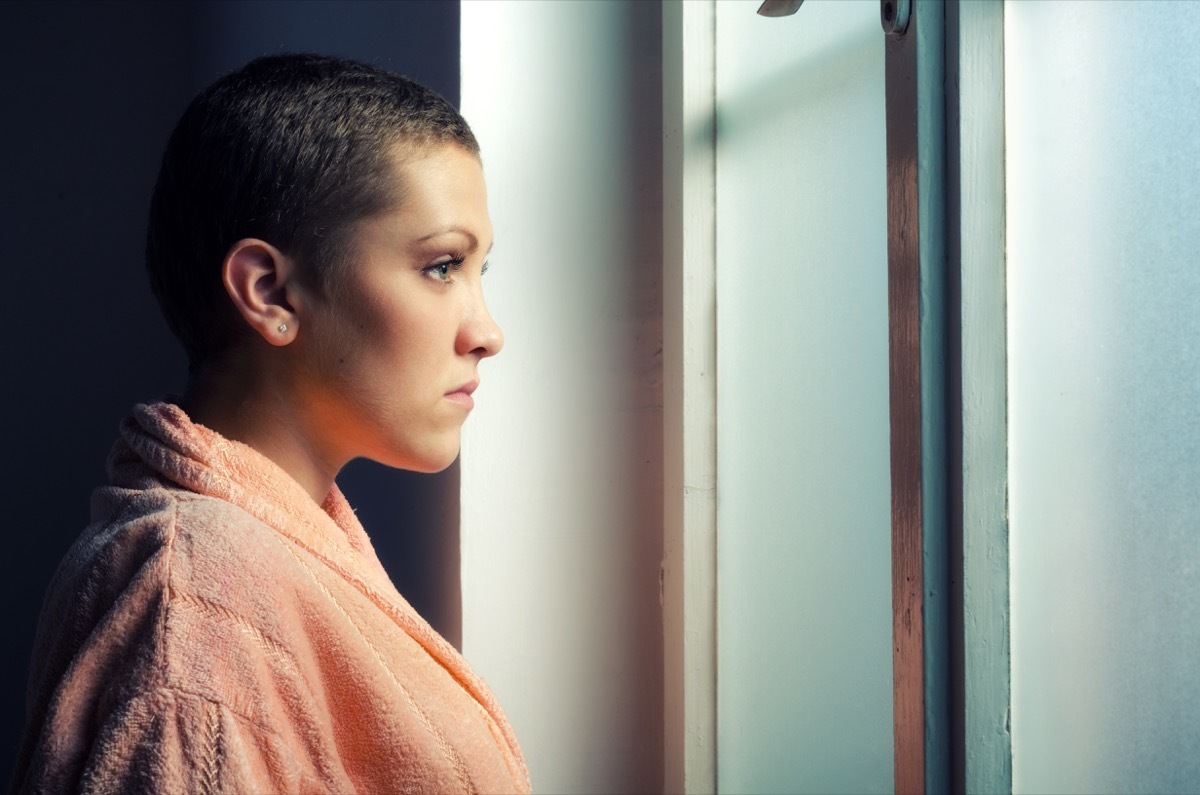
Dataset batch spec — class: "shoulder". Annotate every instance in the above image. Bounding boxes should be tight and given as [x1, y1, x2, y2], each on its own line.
[33, 481, 313, 707]
[78, 481, 304, 576]
[51, 484, 290, 623]
[17, 483, 327, 793]
[78, 480, 316, 644]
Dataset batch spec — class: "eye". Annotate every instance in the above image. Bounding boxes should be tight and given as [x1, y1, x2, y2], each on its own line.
[481, 259, 491, 276]
[424, 256, 464, 283]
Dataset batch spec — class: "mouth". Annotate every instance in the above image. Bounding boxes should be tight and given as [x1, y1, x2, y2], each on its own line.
[444, 379, 479, 409]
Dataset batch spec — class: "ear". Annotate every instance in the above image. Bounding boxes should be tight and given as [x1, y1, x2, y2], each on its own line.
[221, 238, 301, 346]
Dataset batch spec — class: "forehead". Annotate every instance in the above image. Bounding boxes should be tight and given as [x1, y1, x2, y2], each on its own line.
[377, 143, 491, 244]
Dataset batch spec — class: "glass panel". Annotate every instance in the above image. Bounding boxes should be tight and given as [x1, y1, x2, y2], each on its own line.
[1007, 2, 1200, 792]
[715, 2, 893, 792]
[460, 2, 665, 791]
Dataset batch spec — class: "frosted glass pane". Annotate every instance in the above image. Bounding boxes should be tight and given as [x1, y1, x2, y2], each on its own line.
[715, 1, 892, 793]
[1007, 2, 1200, 793]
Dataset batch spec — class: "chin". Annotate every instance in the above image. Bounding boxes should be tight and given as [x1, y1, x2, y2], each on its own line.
[378, 437, 461, 474]
[408, 452, 460, 474]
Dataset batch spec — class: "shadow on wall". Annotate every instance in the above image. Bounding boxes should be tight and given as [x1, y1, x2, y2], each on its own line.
[0, 0, 463, 785]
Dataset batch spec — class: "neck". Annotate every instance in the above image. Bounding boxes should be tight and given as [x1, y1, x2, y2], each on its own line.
[179, 355, 345, 504]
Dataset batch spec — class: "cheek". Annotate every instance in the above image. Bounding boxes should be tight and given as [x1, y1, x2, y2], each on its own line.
[355, 299, 454, 386]
[381, 296, 455, 352]
[318, 278, 457, 378]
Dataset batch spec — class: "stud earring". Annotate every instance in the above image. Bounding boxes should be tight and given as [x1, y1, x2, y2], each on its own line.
[277, 323, 288, 333]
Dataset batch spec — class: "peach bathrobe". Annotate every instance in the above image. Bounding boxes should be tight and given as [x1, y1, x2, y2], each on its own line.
[13, 402, 530, 794]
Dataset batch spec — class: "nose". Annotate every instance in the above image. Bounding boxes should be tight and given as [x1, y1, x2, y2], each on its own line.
[458, 289, 504, 359]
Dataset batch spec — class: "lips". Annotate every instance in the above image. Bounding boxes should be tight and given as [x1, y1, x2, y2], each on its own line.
[444, 379, 479, 409]
[447, 379, 478, 397]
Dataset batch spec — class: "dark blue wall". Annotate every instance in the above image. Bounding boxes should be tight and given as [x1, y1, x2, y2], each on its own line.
[0, 1, 462, 784]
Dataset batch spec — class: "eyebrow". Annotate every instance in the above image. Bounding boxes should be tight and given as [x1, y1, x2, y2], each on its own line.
[416, 226, 493, 254]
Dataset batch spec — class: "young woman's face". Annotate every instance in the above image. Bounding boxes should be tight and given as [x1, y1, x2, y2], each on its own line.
[292, 143, 501, 473]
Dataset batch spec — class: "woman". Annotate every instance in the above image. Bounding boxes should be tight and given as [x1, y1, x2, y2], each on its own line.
[12, 54, 529, 794]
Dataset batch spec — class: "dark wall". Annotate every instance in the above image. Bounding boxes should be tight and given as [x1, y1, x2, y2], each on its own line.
[0, 0, 462, 783]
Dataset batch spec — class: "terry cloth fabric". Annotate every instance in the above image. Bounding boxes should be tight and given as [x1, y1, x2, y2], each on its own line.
[12, 401, 530, 795]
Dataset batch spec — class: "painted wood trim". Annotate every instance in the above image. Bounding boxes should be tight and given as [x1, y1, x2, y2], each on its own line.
[915, 3, 951, 792]
[886, 1, 949, 792]
[948, 1, 1012, 792]
[663, 1, 718, 792]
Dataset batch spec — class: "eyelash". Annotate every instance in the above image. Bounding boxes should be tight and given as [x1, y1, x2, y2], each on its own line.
[424, 256, 465, 283]
[423, 256, 491, 283]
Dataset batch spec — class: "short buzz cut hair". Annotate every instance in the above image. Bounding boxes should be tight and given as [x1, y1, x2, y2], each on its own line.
[145, 53, 479, 371]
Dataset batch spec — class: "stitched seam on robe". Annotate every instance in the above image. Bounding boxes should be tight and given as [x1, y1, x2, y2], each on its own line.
[273, 535, 477, 794]
[155, 496, 362, 790]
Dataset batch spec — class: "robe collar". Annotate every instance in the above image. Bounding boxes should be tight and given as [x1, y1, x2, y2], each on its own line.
[107, 401, 529, 787]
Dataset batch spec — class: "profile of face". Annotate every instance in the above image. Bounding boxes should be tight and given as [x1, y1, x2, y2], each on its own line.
[289, 143, 502, 474]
